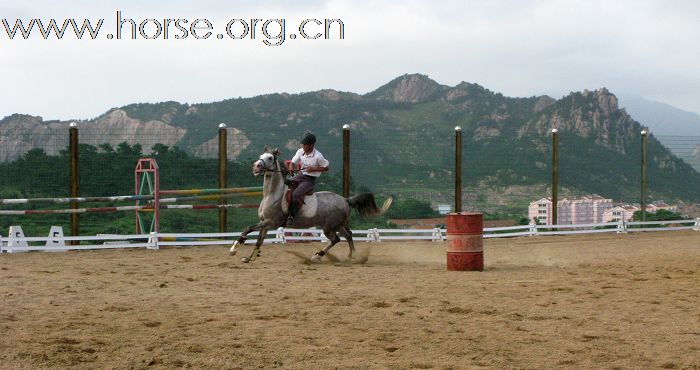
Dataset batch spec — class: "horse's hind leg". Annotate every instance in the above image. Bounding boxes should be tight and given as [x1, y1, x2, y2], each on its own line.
[338, 225, 355, 259]
[311, 230, 341, 263]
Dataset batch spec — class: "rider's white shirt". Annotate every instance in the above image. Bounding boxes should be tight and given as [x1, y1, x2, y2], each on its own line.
[291, 148, 329, 177]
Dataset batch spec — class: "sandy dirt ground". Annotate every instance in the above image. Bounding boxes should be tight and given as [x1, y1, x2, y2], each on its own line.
[1, 231, 699, 369]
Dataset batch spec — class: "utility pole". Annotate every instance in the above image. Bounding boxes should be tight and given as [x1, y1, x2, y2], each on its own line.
[551, 128, 559, 225]
[69, 122, 79, 245]
[641, 129, 648, 222]
[218, 123, 228, 232]
[454, 126, 462, 212]
[342, 124, 350, 198]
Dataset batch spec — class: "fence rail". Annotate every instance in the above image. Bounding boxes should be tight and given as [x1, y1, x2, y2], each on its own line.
[2, 218, 697, 253]
[3, 123, 699, 238]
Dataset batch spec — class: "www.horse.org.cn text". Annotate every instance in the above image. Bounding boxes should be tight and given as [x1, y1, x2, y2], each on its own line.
[1, 11, 346, 46]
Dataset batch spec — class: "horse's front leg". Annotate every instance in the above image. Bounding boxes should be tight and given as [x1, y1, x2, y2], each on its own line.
[242, 229, 268, 263]
[229, 220, 269, 256]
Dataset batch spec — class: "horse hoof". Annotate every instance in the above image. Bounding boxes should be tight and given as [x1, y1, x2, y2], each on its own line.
[241, 257, 251, 263]
[229, 240, 240, 255]
[310, 254, 322, 263]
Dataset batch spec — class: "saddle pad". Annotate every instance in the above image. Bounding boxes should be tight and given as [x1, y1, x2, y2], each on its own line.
[285, 189, 313, 206]
[282, 191, 318, 218]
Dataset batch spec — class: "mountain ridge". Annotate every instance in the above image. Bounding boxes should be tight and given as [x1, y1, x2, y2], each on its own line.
[1, 74, 698, 205]
[618, 94, 700, 136]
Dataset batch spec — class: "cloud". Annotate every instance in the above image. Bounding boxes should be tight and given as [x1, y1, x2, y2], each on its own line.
[1, 0, 699, 119]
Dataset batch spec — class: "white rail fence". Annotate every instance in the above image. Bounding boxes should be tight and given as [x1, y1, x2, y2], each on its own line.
[1, 218, 698, 253]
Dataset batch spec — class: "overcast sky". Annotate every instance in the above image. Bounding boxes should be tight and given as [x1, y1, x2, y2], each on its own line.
[1, 0, 700, 120]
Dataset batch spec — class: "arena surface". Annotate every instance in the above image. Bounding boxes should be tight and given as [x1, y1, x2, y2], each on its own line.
[1, 231, 698, 369]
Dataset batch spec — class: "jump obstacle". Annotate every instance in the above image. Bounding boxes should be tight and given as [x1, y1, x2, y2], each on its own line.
[0, 203, 258, 215]
[0, 191, 262, 206]
[0, 158, 262, 234]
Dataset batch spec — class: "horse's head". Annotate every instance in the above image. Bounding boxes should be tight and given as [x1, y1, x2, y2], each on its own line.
[253, 147, 280, 176]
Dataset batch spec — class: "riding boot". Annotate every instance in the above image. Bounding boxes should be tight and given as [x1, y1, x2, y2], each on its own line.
[287, 202, 299, 227]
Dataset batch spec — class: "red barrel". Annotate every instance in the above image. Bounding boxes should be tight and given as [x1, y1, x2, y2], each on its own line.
[446, 212, 483, 271]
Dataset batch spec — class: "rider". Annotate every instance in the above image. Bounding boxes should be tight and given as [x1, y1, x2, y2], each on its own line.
[287, 132, 329, 226]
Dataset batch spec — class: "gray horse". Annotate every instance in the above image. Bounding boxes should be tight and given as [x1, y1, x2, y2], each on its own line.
[230, 148, 392, 263]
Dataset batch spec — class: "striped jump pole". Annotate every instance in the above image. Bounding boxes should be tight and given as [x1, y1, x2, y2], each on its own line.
[0, 194, 155, 205]
[0, 191, 262, 205]
[0, 203, 258, 216]
[158, 192, 263, 204]
[159, 186, 263, 196]
[145, 204, 257, 211]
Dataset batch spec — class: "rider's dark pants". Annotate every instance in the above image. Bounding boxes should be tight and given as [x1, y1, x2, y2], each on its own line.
[291, 174, 317, 208]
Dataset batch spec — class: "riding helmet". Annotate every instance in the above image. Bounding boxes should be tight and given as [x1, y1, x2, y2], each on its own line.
[301, 132, 316, 145]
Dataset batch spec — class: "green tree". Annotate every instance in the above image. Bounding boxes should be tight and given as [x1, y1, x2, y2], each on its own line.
[99, 143, 115, 153]
[151, 143, 170, 155]
[386, 198, 439, 219]
[633, 209, 687, 222]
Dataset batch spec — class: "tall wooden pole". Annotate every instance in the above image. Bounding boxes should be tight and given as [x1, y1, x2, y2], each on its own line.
[455, 126, 462, 212]
[641, 129, 648, 222]
[218, 123, 228, 232]
[551, 128, 559, 225]
[69, 122, 79, 244]
[342, 124, 350, 198]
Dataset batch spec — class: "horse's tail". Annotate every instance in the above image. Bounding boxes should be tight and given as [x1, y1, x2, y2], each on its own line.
[346, 193, 393, 217]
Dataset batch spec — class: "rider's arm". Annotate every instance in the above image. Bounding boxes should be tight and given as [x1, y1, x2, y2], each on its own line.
[306, 165, 329, 172]
[308, 153, 330, 172]
[290, 149, 302, 167]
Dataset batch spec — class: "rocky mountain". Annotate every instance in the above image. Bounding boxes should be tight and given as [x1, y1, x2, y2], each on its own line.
[365, 73, 449, 103]
[2, 74, 699, 207]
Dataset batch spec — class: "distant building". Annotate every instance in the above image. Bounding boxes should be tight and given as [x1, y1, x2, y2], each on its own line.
[602, 205, 638, 223]
[602, 202, 678, 223]
[528, 195, 613, 225]
[529, 198, 553, 225]
[646, 202, 677, 213]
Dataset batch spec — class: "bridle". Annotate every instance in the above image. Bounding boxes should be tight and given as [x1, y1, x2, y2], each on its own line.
[254, 152, 288, 176]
